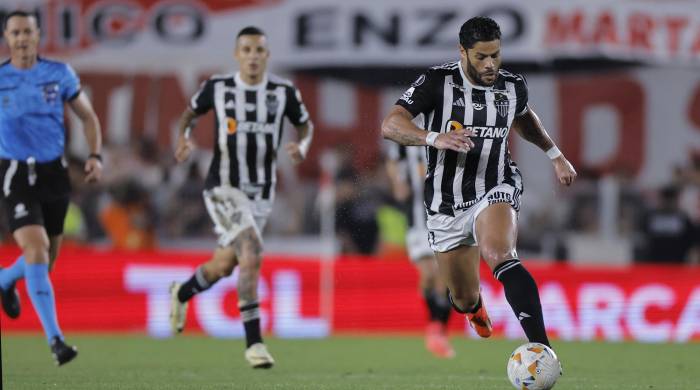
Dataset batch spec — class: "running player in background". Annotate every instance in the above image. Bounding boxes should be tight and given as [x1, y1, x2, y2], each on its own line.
[386, 139, 453, 358]
[0, 10, 103, 366]
[169, 26, 313, 369]
[382, 17, 576, 348]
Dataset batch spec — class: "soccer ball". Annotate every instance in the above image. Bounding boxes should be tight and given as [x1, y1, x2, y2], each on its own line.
[506, 342, 562, 390]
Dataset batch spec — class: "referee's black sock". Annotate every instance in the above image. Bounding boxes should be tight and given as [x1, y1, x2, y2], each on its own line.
[240, 302, 263, 348]
[493, 259, 550, 347]
[177, 266, 211, 303]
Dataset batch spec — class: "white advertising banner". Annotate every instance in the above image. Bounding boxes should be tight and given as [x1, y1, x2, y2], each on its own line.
[2, 0, 700, 71]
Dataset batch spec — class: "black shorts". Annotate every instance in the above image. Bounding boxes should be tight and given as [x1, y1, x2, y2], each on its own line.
[0, 158, 71, 236]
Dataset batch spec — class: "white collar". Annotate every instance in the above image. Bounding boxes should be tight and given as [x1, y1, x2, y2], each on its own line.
[458, 60, 494, 91]
[234, 72, 268, 90]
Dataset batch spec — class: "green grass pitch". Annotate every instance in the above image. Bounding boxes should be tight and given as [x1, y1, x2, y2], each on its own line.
[2, 334, 698, 389]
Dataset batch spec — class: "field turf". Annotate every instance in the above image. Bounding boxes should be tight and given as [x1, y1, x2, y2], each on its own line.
[2, 334, 697, 389]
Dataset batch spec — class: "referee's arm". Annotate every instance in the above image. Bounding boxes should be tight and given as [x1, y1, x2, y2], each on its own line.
[68, 91, 103, 183]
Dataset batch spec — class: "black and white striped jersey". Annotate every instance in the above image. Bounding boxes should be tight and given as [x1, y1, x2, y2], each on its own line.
[190, 72, 309, 200]
[395, 61, 526, 217]
[387, 139, 427, 228]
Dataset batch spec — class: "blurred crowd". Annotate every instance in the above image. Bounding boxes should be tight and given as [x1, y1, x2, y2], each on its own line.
[0, 138, 697, 264]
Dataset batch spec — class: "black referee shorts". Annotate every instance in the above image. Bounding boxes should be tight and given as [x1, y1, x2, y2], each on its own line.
[0, 157, 71, 236]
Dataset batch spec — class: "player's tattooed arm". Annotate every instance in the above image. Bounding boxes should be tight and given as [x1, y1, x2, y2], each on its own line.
[513, 105, 578, 186]
[174, 108, 198, 162]
[382, 105, 429, 145]
[382, 105, 475, 152]
[511, 105, 555, 151]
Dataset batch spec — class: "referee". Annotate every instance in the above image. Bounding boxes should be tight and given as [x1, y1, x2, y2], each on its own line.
[0, 11, 103, 366]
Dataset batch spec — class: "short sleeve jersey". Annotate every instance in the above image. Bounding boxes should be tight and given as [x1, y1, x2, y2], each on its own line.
[395, 61, 528, 216]
[0, 58, 81, 162]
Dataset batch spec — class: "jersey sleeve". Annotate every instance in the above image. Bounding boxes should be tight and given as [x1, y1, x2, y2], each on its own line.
[395, 69, 438, 117]
[189, 79, 214, 115]
[284, 86, 310, 126]
[514, 74, 529, 116]
[61, 64, 81, 102]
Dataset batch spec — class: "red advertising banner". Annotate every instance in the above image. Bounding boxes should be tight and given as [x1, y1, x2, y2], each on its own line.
[1, 246, 699, 343]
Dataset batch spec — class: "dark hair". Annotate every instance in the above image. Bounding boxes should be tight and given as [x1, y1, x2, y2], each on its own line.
[459, 17, 501, 49]
[2, 10, 39, 31]
[237, 26, 265, 39]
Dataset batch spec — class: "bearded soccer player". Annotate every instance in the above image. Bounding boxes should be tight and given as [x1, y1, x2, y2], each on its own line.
[0, 10, 103, 366]
[382, 17, 576, 350]
[168, 26, 313, 369]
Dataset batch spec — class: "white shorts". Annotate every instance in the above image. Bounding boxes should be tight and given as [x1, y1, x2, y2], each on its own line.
[406, 226, 434, 262]
[203, 186, 272, 247]
[426, 184, 521, 253]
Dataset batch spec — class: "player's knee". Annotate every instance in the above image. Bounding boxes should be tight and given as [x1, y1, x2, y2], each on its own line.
[21, 244, 50, 264]
[450, 289, 480, 312]
[238, 254, 262, 274]
[480, 245, 516, 268]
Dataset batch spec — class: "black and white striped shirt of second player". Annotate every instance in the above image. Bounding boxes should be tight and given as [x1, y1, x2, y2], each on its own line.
[396, 61, 527, 252]
[190, 71, 309, 245]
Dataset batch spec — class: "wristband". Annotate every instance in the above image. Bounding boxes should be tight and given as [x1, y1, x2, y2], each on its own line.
[546, 146, 562, 160]
[88, 153, 103, 162]
[426, 132, 439, 147]
[299, 137, 311, 158]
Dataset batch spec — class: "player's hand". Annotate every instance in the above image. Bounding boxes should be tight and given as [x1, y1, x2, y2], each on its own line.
[552, 155, 577, 186]
[285, 142, 304, 164]
[433, 128, 476, 153]
[175, 135, 193, 163]
[84, 157, 102, 183]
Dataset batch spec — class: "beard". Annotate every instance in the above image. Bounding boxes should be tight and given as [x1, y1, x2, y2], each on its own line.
[466, 58, 497, 87]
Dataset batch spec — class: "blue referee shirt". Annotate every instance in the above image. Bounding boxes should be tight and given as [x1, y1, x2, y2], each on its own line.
[0, 58, 81, 162]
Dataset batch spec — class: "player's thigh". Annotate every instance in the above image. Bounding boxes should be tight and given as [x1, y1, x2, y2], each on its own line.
[233, 227, 263, 270]
[434, 245, 481, 296]
[475, 202, 518, 269]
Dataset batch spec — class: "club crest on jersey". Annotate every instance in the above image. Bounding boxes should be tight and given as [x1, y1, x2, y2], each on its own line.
[494, 92, 509, 118]
[265, 93, 279, 112]
[41, 82, 59, 104]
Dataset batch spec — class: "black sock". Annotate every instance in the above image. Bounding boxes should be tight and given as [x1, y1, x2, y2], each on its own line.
[240, 302, 263, 348]
[435, 289, 452, 324]
[177, 267, 211, 303]
[493, 259, 550, 346]
[423, 289, 442, 322]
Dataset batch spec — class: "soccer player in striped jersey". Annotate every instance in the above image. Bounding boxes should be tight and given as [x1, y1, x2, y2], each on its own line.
[382, 17, 577, 349]
[168, 26, 313, 369]
[386, 139, 453, 358]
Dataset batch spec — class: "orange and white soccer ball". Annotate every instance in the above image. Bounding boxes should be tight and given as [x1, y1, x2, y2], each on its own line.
[506, 342, 562, 390]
